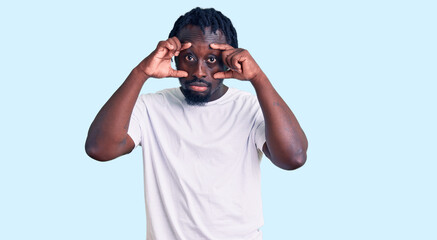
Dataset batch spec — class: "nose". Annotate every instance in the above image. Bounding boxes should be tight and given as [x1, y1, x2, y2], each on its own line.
[192, 62, 207, 79]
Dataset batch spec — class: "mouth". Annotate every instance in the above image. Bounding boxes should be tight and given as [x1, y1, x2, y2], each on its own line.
[188, 85, 209, 92]
[185, 79, 211, 93]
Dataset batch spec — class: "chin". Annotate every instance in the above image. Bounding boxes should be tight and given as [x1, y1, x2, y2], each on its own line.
[181, 87, 212, 106]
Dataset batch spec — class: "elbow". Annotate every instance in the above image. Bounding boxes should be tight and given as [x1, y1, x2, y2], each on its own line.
[285, 152, 307, 170]
[273, 150, 307, 171]
[85, 141, 113, 162]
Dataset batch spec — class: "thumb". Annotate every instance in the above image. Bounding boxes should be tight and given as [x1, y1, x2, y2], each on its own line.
[169, 69, 188, 78]
[214, 70, 234, 79]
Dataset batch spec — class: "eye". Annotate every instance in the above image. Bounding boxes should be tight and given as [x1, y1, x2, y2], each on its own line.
[207, 56, 217, 64]
[185, 55, 195, 61]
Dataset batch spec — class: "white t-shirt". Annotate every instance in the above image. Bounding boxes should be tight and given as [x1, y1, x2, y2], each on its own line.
[128, 87, 266, 240]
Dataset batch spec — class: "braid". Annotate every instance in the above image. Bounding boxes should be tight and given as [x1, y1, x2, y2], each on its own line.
[168, 7, 238, 48]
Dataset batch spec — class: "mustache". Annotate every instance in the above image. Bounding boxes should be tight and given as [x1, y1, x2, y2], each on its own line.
[184, 78, 212, 87]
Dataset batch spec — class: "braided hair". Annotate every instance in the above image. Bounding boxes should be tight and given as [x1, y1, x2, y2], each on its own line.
[168, 7, 238, 48]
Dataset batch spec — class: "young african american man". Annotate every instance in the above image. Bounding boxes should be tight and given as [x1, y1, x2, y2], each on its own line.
[85, 7, 308, 240]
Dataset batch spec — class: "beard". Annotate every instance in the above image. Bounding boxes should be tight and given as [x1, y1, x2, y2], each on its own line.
[180, 78, 214, 106]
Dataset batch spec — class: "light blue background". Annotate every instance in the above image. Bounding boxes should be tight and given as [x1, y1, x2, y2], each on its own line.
[1, 0, 436, 239]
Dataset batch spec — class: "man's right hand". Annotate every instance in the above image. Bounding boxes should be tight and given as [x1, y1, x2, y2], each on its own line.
[86, 37, 191, 161]
[137, 37, 191, 79]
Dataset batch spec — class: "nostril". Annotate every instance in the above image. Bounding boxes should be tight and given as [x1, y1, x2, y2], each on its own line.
[194, 65, 207, 78]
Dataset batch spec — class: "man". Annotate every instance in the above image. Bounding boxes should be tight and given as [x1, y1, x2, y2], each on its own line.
[86, 7, 308, 240]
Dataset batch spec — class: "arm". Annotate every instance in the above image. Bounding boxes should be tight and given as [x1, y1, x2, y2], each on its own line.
[211, 43, 308, 170]
[85, 37, 191, 161]
[252, 73, 308, 170]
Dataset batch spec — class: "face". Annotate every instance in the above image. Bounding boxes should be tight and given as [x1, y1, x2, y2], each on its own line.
[176, 25, 228, 105]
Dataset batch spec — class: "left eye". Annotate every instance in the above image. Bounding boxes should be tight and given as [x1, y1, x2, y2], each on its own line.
[207, 56, 216, 63]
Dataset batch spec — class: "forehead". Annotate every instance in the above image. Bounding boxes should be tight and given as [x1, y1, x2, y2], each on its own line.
[177, 25, 227, 47]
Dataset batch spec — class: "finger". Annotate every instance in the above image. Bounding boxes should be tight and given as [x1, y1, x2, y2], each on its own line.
[231, 56, 243, 73]
[155, 41, 171, 58]
[180, 42, 192, 51]
[226, 49, 244, 72]
[166, 38, 178, 55]
[176, 42, 191, 56]
[224, 51, 236, 69]
[222, 50, 236, 69]
[214, 70, 234, 79]
[210, 43, 234, 51]
[170, 36, 182, 50]
[169, 69, 188, 78]
[224, 51, 239, 70]
[169, 37, 182, 57]
[157, 41, 174, 58]
[156, 40, 169, 51]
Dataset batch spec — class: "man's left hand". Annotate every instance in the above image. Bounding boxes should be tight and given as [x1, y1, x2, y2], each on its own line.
[210, 43, 264, 83]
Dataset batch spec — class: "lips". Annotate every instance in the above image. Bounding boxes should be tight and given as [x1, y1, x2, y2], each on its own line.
[186, 80, 210, 92]
[189, 85, 208, 92]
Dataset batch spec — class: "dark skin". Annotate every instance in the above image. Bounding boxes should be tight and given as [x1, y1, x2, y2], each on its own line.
[86, 25, 308, 170]
[176, 25, 228, 102]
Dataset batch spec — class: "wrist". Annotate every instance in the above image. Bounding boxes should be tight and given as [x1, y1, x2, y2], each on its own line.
[132, 66, 150, 83]
[250, 72, 268, 87]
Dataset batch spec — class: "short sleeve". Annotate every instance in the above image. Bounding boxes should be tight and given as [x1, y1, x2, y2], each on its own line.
[254, 108, 266, 151]
[127, 97, 144, 147]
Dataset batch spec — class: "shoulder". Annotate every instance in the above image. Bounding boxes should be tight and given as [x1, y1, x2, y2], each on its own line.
[137, 88, 183, 106]
[226, 88, 259, 106]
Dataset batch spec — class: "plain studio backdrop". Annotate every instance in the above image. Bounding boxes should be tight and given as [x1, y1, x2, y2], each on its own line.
[1, 0, 436, 239]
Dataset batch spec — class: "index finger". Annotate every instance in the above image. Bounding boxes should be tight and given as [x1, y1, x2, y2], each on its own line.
[175, 42, 191, 57]
[180, 42, 192, 51]
[210, 43, 234, 51]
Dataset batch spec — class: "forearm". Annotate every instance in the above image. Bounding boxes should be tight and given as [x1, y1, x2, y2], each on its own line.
[85, 67, 149, 160]
[251, 73, 308, 170]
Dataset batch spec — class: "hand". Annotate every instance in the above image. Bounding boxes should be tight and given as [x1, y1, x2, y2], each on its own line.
[137, 37, 191, 78]
[210, 43, 263, 82]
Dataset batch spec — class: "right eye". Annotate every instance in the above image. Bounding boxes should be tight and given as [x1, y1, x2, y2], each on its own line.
[185, 55, 195, 61]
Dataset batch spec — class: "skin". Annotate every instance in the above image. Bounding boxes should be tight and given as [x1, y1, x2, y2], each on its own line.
[85, 24, 308, 170]
[176, 25, 228, 103]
